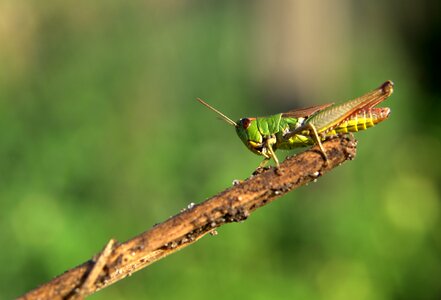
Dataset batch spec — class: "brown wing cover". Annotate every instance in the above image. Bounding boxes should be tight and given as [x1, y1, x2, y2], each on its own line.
[281, 103, 334, 118]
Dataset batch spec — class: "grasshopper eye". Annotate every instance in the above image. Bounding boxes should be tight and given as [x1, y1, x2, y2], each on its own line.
[240, 118, 251, 129]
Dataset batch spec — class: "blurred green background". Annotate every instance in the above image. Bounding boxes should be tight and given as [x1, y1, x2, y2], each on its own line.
[1, 1, 440, 299]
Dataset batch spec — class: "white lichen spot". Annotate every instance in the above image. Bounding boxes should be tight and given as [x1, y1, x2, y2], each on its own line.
[232, 179, 241, 186]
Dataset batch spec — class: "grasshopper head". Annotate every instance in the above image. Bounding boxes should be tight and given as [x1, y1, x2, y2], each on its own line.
[236, 118, 267, 157]
[197, 98, 266, 157]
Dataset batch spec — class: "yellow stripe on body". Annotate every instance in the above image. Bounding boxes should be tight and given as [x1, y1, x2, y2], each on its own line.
[326, 111, 375, 135]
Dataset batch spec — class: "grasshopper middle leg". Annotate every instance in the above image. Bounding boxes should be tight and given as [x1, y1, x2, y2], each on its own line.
[259, 135, 280, 168]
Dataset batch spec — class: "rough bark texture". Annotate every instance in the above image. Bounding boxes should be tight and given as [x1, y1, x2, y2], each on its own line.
[19, 136, 357, 300]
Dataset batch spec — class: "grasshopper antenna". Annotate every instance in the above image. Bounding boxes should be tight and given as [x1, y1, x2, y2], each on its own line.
[197, 98, 237, 127]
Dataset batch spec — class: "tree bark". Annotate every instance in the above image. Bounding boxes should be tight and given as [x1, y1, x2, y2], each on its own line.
[19, 136, 357, 300]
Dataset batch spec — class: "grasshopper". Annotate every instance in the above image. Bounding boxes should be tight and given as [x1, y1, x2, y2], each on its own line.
[197, 80, 394, 168]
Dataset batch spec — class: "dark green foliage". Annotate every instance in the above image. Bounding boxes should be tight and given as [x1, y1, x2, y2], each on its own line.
[1, 1, 440, 299]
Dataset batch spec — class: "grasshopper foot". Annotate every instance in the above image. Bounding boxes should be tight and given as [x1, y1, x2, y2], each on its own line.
[275, 166, 284, 176]
[253, 166, 269, 176]
[318, 149, 329, 166]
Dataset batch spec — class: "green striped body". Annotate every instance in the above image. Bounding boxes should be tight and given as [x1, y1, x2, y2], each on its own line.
[199, 80, 393, 167]
[237, 106, 389, 156]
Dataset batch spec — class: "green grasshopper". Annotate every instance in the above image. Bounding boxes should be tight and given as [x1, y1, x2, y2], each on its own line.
[197, 80, 394, 168]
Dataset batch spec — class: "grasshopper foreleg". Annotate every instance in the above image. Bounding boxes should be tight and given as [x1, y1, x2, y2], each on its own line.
[258, 158, 270, 168]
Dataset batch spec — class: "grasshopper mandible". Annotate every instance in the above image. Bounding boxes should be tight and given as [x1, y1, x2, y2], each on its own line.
[197, 80, 394, 168]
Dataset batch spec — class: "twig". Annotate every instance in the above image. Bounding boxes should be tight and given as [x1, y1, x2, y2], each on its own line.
[66, 239, 117, 300]
[18, 136, 357, 300]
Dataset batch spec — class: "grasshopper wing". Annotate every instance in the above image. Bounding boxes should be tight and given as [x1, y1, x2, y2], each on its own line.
[282, 103, 334, 118]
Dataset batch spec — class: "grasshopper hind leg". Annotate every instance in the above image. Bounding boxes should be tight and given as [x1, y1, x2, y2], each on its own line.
[284, 123, 329, 163]
[306, 123, 329, 163]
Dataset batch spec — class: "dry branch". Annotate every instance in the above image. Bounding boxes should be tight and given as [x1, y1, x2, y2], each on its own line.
[18, 136, 357, 300]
